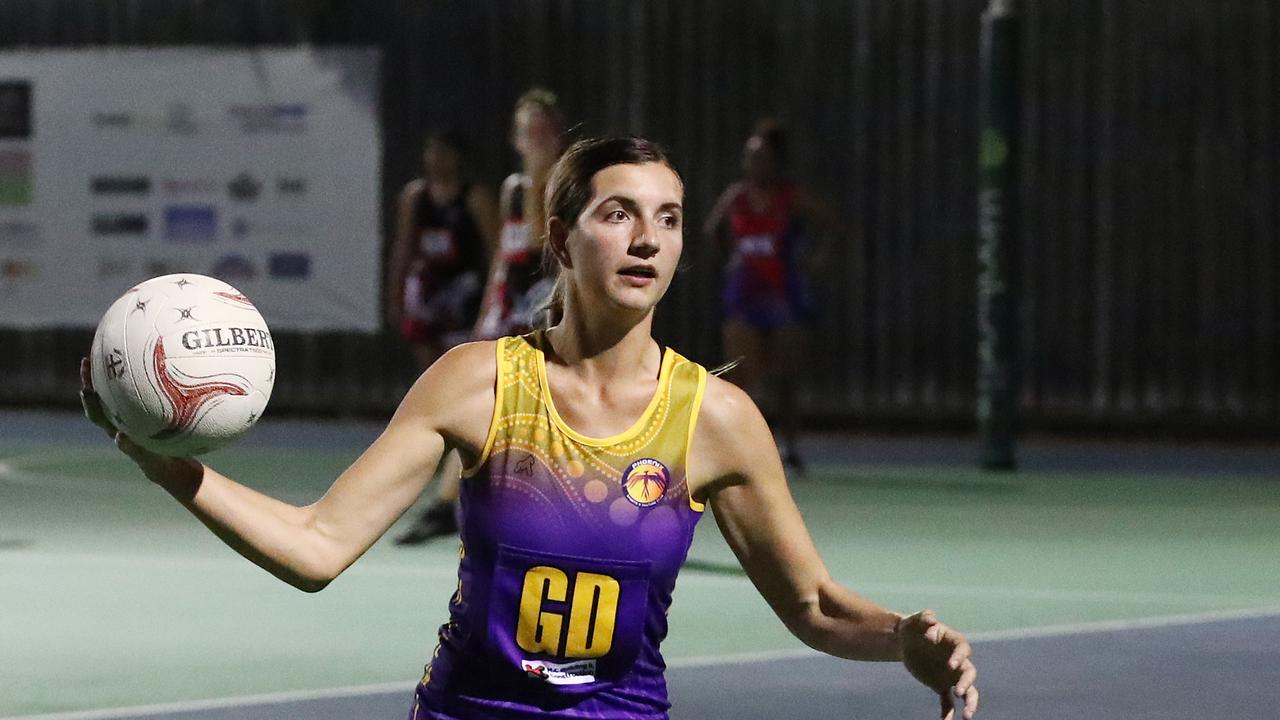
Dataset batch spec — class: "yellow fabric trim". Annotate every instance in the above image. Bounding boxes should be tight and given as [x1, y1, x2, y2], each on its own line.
[534, 340, 676, 448]
[684, 365, 708, 512]
[461, 339, 505, 478]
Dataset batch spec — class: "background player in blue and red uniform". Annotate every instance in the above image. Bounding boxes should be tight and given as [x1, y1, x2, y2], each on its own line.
[80, 135, 978, 720]
[704, 118, 836, 472]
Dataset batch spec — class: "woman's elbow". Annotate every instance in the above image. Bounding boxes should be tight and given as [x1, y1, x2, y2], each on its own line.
[294, 575, 332, 593]
[282, 547, 344, 593]
[289, 563, 340, 593]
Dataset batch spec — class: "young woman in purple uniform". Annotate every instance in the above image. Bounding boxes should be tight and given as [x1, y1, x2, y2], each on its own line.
[82, 136, 978, 720]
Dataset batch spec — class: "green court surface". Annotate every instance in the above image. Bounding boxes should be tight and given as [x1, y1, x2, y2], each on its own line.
[2, 422, 1279, 717]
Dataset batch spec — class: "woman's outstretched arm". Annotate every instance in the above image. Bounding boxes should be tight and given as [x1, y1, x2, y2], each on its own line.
[79, 341, 497, 592]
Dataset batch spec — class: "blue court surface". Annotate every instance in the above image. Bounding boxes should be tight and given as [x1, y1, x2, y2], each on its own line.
[3, 410, 1279, 719]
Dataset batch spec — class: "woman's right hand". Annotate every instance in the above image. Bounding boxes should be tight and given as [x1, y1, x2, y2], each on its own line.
[79, 357, 200, 488]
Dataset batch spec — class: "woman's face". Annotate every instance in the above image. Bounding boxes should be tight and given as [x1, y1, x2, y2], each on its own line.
[423, 139, 461, 180]
[512, 106, 562, 170]
[559, 162, 684, 316]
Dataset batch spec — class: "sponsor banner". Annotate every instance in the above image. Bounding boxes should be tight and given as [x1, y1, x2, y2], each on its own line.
[0, 48, 381, 330]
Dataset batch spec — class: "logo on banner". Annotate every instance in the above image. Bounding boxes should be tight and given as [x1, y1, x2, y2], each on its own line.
[91, 103, 198, 135]
[0, 149, 32, 207]
[268, 252, 311, 279]
[0, 221, 40, 246]
[91, 111, 133, 129]
[210, 254, 257, 281]
[227, 172, 262, 202]
[92, 213, 149, 236]
[162, 177, 217, 196]
[164, 205, 217, 242]
[0, 81, 33, 139]
[276, 177, 307, 197]
[92, 176, 152, 196]
[231, 218, 311, 240]
[227, 103, 309, 134]
[1, 259, 39, 280]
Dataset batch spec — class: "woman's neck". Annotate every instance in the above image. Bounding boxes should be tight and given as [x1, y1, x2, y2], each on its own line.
[426, 176, 463, 203]
[544, 303, 658, 382]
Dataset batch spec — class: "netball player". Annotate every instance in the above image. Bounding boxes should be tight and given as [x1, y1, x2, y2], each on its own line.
[388, 128, 497, 368]
[399, 88, 568, 544]
[81, 136, 977, 720]
[474, 87, 566, 339]
[704, 119, 836, 472]
[387, 129, 497, 545]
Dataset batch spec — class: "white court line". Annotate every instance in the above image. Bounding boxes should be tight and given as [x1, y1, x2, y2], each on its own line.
[4, 551, 1275, 605]
[5, 604, 1280, 720]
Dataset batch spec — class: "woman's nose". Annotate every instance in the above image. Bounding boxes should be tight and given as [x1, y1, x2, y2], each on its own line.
[630, 221, 659, 257]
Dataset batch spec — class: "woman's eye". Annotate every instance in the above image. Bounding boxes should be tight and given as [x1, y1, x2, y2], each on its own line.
[661, 215, 681, 229]
[607, 209, 628, 222]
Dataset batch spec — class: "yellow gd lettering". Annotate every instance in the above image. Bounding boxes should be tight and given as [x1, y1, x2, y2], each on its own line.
[564, 572, 620, 657]
[515, 567, 621, 658]
[516, 566, 568, 654]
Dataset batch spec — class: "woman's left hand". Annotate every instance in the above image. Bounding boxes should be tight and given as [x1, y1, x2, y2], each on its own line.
[899, 610, 979, 719]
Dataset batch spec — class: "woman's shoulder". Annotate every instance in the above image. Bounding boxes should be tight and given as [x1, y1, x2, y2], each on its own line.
[718, 180, 748, 204]
[499, 172, 528, 194]
[696, 373, 769, 445]
[399, 177, 426, 203]
[399, 340, 501, 431]
[689, 374, 777, 487]
[433, 339, 500, 380]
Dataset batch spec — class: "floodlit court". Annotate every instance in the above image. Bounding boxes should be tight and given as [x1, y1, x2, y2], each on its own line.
[4, 411, 1278, 719]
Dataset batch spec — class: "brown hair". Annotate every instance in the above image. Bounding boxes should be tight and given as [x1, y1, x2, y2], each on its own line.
[535, 135, 681, 328]
[513, 88, 565, 248]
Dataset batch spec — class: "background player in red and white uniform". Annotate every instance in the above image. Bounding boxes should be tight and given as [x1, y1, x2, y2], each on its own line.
[400, 90, 568, 544]
[388, 129, 498, 369]
[475, 87, 567, 339]
[388, 129, 497, 545]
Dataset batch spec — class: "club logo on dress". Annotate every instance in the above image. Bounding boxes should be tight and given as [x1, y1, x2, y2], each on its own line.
[622, 458, 670, 508]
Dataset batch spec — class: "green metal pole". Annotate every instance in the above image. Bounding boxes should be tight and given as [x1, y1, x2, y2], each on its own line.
[977, 0, 1018, 470]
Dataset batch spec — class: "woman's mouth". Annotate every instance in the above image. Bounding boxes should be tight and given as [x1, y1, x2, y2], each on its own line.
[618, 265, 657, 286]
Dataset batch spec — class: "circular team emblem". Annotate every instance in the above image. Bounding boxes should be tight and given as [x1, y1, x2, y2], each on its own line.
[622, 458, 670, 508]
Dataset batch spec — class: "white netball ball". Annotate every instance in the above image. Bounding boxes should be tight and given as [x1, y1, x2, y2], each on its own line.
[89, 273, 275, 456]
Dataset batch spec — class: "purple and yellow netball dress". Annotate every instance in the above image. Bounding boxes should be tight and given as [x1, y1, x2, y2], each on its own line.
[411, 332, 709, 720]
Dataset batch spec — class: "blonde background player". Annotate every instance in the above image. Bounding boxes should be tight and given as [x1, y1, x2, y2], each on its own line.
[81, 135, 978, 720]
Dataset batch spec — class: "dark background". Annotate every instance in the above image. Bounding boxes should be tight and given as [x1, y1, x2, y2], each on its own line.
[1, 0, 1276, 435]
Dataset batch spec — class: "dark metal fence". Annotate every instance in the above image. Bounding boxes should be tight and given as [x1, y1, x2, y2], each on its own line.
[2, 0, 1276, 433]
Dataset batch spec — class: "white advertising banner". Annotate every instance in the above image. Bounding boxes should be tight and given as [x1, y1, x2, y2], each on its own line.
[0, 47, 381, 331]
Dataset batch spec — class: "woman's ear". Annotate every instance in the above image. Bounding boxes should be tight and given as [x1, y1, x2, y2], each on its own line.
[547, 216, 573, 269]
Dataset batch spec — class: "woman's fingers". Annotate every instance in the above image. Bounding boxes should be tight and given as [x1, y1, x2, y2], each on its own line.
[961, 684, 979, 719]
[79, 357, 120, 436]
[954, 659, 977, 694]
[947, 637, 972, 669]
